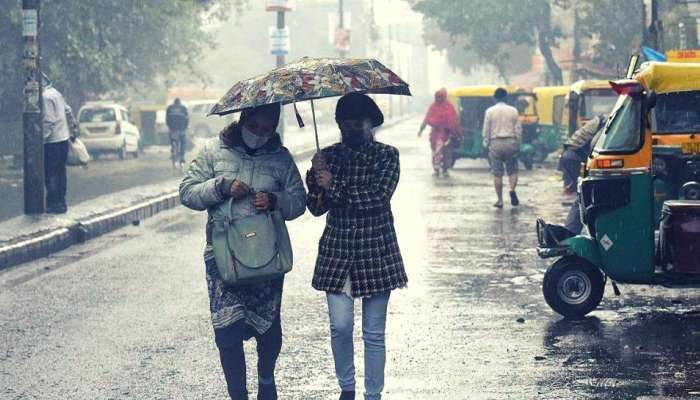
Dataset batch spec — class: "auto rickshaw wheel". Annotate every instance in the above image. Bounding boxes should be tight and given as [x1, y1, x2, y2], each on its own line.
[543, 257, 605, 319]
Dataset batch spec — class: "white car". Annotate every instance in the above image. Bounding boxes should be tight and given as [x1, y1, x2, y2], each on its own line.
[78, 102, 141, 159]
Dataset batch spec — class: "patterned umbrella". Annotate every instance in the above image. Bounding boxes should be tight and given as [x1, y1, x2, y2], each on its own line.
[210, 57, 411, 116]
[210, 57, 411, 151]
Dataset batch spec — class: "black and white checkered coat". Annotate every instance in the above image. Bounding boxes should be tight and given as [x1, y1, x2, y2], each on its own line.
[306, 140, 407, 297]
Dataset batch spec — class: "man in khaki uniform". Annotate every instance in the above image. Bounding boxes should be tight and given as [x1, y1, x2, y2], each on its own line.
[482, 88, 522, 208]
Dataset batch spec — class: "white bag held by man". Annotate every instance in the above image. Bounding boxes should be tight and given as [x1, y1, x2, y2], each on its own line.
[67, 138, 90, 166]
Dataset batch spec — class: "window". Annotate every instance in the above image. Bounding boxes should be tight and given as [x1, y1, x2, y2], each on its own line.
[581, 90, 618, 119]
[79, 108, 116, 123]
[120, 109, 129, 122]
[651, 91, 700, 134]
[593, 95, 643, 153]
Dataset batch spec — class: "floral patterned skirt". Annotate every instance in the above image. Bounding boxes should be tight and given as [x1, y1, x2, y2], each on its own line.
[204, 249, 283, 336]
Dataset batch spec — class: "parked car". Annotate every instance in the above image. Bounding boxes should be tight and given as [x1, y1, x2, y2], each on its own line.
[186, 99, 231, 137]
[78, 102, 141, 159]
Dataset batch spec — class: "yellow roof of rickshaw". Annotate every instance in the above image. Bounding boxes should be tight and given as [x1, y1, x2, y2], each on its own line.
[447, 85, 519, 98]
[533, 86, 570, 97]
[635, 62, 700, 94]
[570, 80, 613, 93]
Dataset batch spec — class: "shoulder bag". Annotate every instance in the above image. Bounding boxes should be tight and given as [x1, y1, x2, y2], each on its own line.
[211, 198, 293, 286]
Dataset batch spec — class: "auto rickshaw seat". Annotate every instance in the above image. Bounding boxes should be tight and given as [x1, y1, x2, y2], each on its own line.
[658, 200, 700, 273]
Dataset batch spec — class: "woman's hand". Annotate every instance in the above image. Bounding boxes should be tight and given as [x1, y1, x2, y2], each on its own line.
[311, 152, 327, 171]
[254, 192, 274, 211]
[316, 170, 332, 190]
[229, 179, 251, 200]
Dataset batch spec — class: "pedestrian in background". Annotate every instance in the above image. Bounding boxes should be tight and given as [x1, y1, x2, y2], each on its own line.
[559, 114, 606, 195]
[42, 81, 75, 214]
[482, 88, 522, 208]
[166, 98, 189, 164]
[307, 93, 408, 400]
[180, 103, 306, 400]
[418, 88, 461, 177]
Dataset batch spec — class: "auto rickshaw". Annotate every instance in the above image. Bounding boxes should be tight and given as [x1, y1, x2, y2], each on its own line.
[533, 86, 570, 162]
[535, 62, 700, 319]
[567, 80, 618, 137]
[447, 85, 539, 169]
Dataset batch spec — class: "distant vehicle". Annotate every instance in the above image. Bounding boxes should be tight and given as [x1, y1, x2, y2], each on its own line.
[78, 101, 141, 160]
[186, 99, 230, 137]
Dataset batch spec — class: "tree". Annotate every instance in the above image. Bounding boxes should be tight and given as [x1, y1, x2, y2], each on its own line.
[409, 0, 565, 84]
[573, 0, 644, 73]
[0, 0, 240, 154]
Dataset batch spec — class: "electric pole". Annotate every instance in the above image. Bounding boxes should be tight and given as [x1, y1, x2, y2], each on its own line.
[338, 0, 345, 58]
[22, 0, 44, 215]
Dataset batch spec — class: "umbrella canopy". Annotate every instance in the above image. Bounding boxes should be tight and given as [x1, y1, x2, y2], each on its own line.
[209, 57, 411, 116]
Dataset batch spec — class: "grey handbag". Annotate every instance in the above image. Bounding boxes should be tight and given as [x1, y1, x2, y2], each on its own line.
[211, 198, 293, 286]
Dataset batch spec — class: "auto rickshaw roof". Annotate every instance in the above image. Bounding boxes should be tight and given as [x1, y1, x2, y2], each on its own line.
[447, 85, 519, 98]
[635, 62, 700, 94]
[570, 80, 613, 94]
[533, 86, 570, 97]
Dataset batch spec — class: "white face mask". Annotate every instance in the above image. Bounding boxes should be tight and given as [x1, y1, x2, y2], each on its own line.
[241, 126, 270, 149]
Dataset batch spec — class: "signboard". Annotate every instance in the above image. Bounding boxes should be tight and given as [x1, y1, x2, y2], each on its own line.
[666, 49, 700, 63]
[22, 9, 37, 37]
[269, 27, 290, 55]
[266, 0, 295, 12]
[335, 28, 351, 53]
[327, 12, 352, 44]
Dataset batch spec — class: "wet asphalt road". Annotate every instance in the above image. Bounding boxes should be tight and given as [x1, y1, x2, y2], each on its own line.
[2, 117, 700, 399]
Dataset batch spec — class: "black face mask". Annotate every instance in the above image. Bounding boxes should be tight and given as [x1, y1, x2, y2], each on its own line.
[341, 129, 372, 150]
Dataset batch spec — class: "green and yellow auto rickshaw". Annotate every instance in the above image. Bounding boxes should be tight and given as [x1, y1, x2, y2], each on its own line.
[447, 85, 540, 169]
[533, 86, 570, 162]
[536, 62, 700, 319]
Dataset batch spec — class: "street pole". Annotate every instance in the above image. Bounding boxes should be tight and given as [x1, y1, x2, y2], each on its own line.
[338, 0, 345, 58]
[22, 0, 44, 215]
[276, 9, 285, 140]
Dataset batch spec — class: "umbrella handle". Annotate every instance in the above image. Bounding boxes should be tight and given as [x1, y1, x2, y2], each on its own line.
[310, 99, 323, 207]
[311, 99, 320, 152]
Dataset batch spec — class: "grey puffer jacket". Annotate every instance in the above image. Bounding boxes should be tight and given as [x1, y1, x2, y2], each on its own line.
[179, 124, 306, 242]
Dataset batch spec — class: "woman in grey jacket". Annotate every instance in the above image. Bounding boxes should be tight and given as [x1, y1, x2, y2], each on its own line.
[179, 103, 306, 400]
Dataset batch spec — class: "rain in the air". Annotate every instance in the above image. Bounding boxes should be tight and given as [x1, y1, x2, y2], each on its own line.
[2, 0, 700, 399]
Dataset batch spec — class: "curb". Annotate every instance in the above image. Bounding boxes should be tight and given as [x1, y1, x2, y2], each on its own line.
[0, 114, 414, 271]
[0, 192, 180, 270]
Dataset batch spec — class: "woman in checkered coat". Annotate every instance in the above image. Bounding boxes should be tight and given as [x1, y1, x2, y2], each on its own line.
[306, 93, 407, 400]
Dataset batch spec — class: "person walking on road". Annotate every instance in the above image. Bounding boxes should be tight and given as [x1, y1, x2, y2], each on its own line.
[418, 88, 461, 177]
[42, 81, 76, 214]
[483, 88, 522, 208]
[179, 103, 306, 400]
[166, 98, 189, 165]
[306, 93, 408, 400]
[559, 114, 606, 195]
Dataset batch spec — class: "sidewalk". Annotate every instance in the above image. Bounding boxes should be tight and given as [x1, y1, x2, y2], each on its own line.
[0, 115, 412, 270]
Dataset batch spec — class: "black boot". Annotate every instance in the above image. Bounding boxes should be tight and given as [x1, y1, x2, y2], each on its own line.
[509, 190, 520, 206]
[339, 391, 355, 400]
[258, 382, 277, 400]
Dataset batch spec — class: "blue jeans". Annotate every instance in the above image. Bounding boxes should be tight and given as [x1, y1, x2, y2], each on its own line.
[326, 291, 391, 400]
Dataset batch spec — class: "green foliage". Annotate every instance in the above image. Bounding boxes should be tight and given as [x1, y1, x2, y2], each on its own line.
[574, 1, 644, 73]
[410, 0, 563, 83]
[0, 0, 238, 153]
